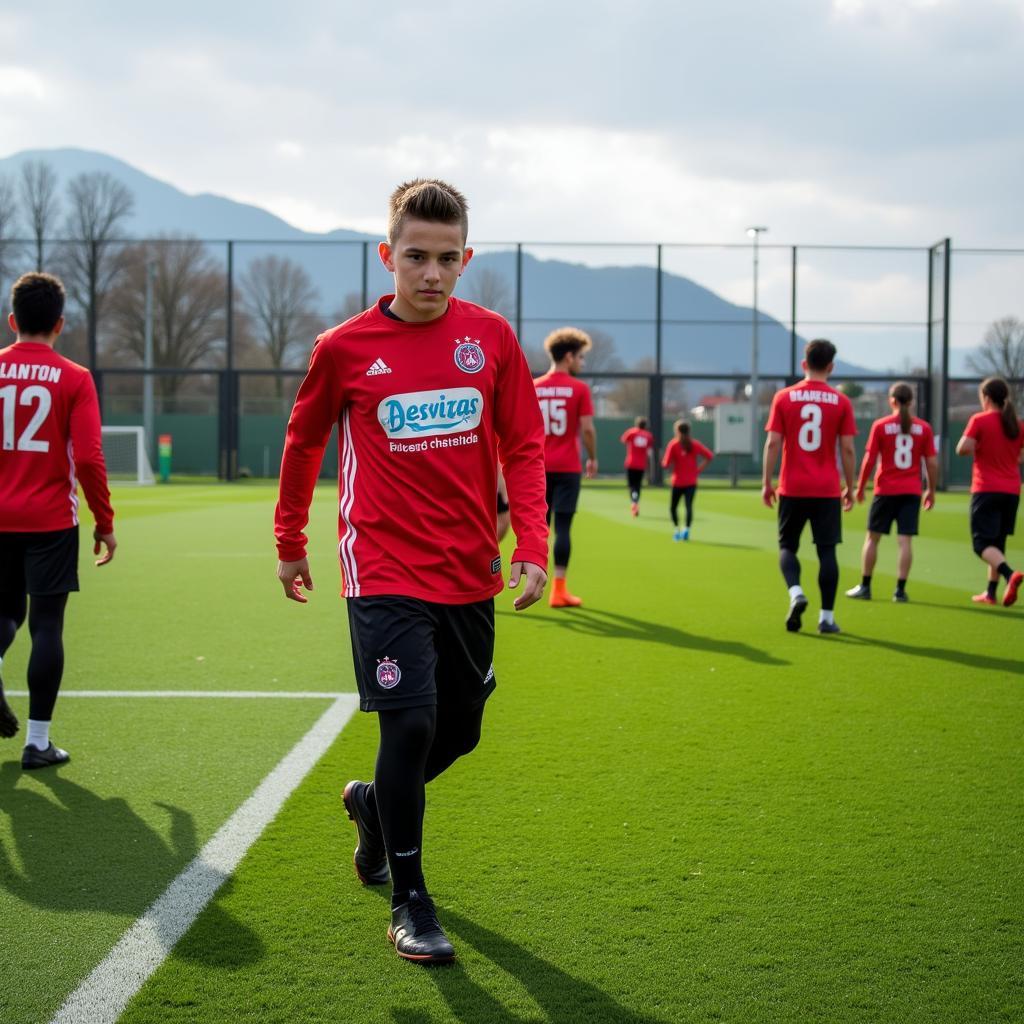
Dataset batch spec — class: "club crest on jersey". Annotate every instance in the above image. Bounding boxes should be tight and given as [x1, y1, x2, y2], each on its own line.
[378, 387, 483, 439]
[376, 657, 401, 690]
[454, 337, 485, 374]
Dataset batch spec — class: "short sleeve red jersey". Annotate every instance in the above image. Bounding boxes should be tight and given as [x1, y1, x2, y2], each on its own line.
[0, 341, 114, 534]
[964, 411, 1024, 494]
[662, 438, 714, 488]
[274, 297, 548, 604]
[620, 427, 654, 470]
[533, 371, 594, 473]
[766, 380, 857, 497]
[864, 414, 937, 496]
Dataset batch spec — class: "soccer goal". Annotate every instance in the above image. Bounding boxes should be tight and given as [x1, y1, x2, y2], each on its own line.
[101, 426, 156, 485]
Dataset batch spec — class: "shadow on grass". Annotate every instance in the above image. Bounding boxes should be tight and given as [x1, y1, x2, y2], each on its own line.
[838, 633, 1024, 676]
[429, 909, 670, 1024]
[0, 761, 263, 967]
[499, 606, 788, 667]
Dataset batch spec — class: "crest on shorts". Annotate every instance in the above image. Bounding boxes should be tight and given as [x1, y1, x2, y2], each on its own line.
[454, 337, 485, 374]
[376, 656, 401, 690]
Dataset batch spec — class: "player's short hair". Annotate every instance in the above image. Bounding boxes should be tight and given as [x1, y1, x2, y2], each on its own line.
[981, 376, 1021, 440]
[387, 179, 469, 245]
[543, 327, 592, 363]
[635, 416, 647, 429]
[805, 338, 836, 371]
[11, 272, 65, 337]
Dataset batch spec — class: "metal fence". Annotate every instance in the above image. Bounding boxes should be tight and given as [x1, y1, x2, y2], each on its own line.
[6, 236, 1022, 484]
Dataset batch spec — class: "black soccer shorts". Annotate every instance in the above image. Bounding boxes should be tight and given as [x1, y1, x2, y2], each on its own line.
[545, 472, 582, 518]
[0, 528, 80, 598]
[868, 494, 921, 536]
[778, 496, 842, 551]
[346, 595, 497, 713]
[970, 492, 1019, 555]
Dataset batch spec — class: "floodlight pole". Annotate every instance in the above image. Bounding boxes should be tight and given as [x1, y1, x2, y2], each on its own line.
[143, 258, 156, 463]
[747, 226, 768, 465]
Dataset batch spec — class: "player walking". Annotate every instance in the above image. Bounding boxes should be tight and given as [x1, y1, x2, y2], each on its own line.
[955, 376, 1024, 606]
[533, 327, 597, 607]
[661, 420, 713, 541]
[0, 272, 116, 768]
[762, 339, 856, 634]
[620, 416, 654, 516]
[846, 383, 938, 603]
[275, 180, 548, 964]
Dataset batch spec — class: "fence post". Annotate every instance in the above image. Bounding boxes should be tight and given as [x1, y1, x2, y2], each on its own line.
[649, 374, 663, 486]
[225, 240, 234, 374]
[515, 243, 523, 342]
[790, 246, 798, 380]
[940, 238, 952, 489]
[361, 241, 369, 309]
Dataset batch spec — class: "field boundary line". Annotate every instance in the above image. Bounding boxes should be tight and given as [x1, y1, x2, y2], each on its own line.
[7, 690, 349, 699]
[48, 693, 359, 1024]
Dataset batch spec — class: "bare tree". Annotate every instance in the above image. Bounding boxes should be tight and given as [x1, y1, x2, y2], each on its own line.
[967, 316, 1024, 382]
[0, 175, 19, 288]
[61, 171, 134, 369]
[107, 238, 225, 398]
[19, 159, 60, 272]
[464, 265, 514, 320]
[239, 255, 320, 396]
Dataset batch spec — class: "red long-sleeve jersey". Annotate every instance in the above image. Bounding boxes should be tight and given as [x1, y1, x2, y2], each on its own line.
[0, 340, 114, 534]
[275, 297, 549, 604]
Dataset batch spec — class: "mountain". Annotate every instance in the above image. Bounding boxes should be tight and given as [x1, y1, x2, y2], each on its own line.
[0, 147, 863, 376]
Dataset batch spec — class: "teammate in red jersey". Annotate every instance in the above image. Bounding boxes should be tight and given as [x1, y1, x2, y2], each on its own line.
[955, 376, 1024, 607]
[762, 339, 857, 634]
[846, 382, 938, 603]
[0, 273, 116, 768]
[275, 180, 548, 964]
[534, 327, 596, 607]
[661, 420, 714, 541]
[620, 416, 655, 517]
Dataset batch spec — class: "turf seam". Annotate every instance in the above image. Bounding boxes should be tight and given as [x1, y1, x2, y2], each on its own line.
[46, 694, 359, 1024]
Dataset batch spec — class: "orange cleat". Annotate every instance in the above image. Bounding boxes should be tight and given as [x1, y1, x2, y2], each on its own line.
[1003, 570, 1023, 608]
[971, 592, 996, 605]
[630, 502, 639, 517]
[549, 578, 582, 608]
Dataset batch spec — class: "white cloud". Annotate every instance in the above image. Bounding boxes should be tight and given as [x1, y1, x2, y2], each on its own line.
[0, 66, 49, 101]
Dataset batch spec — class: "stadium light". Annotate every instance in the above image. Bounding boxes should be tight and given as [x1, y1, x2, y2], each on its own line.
[747, 226, 768, 464]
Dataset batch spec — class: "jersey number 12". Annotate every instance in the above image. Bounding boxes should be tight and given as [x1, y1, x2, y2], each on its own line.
[0, 384, 52, 453]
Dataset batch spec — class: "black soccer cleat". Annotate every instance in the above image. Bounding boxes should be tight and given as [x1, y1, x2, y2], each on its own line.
[388, 891, 456, 964]
[817, 620, 841, 635]
[0, 680, 18, 739]
[892, 590, 909, 603]
[845, 584, 872, 600]
[785, 593, 809, 633]
[342, 780, 389, 886]
[21, 742, 70, 770]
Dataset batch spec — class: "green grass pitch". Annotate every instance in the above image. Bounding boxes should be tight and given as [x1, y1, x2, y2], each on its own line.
[1, 479, 1022, 1023]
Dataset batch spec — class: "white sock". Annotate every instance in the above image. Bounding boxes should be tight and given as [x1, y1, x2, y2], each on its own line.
[788, 585, 805, 600]
[819, 609, 835, 625]
[27, 719, 50, 751]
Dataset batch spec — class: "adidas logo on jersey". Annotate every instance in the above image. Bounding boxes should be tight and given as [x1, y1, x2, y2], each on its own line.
[366, 358, 392, 376]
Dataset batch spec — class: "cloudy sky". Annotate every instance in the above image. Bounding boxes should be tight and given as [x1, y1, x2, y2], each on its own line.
[1, 0, 1022, 250]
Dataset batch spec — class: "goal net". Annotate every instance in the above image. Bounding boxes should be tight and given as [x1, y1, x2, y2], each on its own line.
[101, 426, 156, 485]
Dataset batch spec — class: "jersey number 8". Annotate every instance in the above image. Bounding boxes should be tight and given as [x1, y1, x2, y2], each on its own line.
[797, 404, 822, 452]
[893, 433, 914, 469]
[0, 384, 52, 453]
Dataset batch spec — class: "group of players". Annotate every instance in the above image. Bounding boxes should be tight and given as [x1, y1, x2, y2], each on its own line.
[1, 179, 1022, 968]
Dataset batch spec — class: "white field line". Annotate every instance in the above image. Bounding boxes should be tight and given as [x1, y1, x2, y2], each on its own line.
[7, 690, 348, 699]
[48, 693, 360, 1024]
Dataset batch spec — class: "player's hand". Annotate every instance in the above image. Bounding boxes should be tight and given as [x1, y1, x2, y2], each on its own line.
[923, 489, 935, 511]
[585, 459, 598, 479]
[761, 484, 776, 508]
[855, 488, 865, 504]
[278, 558, 313, 603]
[93, 530, 116, 566]
[508, 560, 547, 611]
[841, 489, 854, 512]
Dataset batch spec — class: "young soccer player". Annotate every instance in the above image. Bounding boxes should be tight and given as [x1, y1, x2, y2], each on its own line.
[661, 420, 714, 541]
[762, 339, 857, 634]
[620, 416, 655, 516]
[533, 327, 597, 607]
[0, 272, 116, 768]
[275, 180, 548, 965]
[955, 376, 1024, 606]
[846, 382, 937, 603]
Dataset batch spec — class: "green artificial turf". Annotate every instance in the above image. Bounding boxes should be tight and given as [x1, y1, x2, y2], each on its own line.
[2, 480, 1022, 1022]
